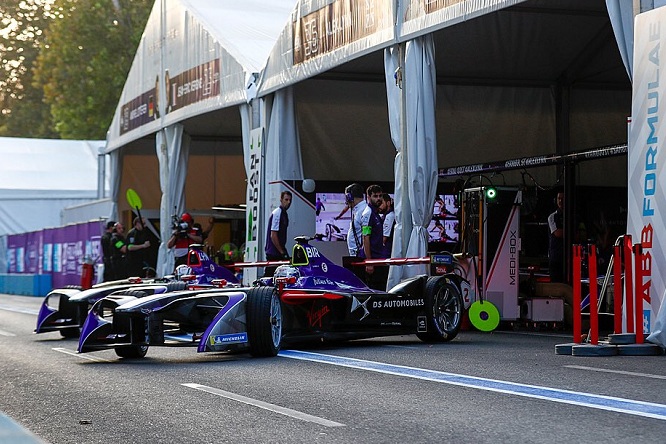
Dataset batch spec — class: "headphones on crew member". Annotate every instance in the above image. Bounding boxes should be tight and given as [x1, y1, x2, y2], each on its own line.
[345, 183, 363, 204]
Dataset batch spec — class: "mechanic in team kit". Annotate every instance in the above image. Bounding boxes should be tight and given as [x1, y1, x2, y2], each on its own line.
[361, 184, 387, 290]
[167, 212, 203, 268]
[126, 216, 152, 277]
[110, 222, 128, 279]
[344, 182, 368, 259]
[264, 190, 292, 277]
[100, 220, 116, 282]
[380, 192, 395, 258]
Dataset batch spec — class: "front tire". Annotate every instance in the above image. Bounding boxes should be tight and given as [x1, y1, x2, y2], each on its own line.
[246, 287, 282, 357]
[114, 345, 148, 359]
[417, 276, 464, 343]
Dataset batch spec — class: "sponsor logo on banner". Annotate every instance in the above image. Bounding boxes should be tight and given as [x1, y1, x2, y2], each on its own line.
[119, 89, 158, 135]
[292, 0, 392, 65]
[165, 59, 220, 114]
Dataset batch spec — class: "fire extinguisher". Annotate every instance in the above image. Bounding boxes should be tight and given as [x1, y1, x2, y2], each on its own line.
[80, 257, 94, 289]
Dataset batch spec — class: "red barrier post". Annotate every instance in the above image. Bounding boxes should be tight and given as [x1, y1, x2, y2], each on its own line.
[573, 245, 582, 343]
[633, 244, 644, 344]
[613, 244, 622, 334]
[588, 244, 598, 345]
[624, 235, 634, 333]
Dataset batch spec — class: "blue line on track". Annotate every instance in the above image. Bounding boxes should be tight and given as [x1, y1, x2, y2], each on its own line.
[279, 349, 666, 421]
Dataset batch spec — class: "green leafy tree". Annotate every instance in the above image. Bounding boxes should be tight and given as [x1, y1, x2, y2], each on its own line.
[33, 0, 153, 139]
[0, 0, 56, 138]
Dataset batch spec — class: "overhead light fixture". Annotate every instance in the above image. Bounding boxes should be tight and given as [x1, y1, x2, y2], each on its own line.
[211, 204, 246, 212]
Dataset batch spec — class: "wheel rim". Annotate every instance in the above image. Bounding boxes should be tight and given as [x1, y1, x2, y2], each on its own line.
[270, 292, 282, 347]
[434, 284, 461, 333]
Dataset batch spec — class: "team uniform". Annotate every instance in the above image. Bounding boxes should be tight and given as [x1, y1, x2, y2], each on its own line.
[347, 200, 368, 257]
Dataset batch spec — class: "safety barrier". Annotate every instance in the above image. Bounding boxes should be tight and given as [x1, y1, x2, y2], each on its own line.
[0, 274, 52, 297]
[557, 235, 662, 356]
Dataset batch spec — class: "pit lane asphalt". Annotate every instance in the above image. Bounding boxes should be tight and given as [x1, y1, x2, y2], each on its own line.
[2, 293, 666, 443]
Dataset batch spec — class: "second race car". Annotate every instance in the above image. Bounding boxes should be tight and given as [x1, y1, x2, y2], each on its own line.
[35, 245, 238, 338]
[77, 236, 468, 359]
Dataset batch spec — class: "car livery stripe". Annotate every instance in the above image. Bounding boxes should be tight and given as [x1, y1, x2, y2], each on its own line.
[278, 350, 666, 421]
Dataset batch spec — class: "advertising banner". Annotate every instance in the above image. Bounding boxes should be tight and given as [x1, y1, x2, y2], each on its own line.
[5, 221, 104, 288]
[243, 128, 264, 284]
[628, 8, 666, 333]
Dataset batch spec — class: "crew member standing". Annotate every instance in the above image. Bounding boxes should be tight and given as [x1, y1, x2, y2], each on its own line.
[344, 183, 367, 259]
[167, 212, 202, 268]
[264, 191, 292, 277]
[100, 220, 116, 282]
[110, 222, 128, 280]
[126, 217, 151, 277]
[548, 191, 565, 283]
[380, 193, 395, 259]
[361, 184, 386, 290]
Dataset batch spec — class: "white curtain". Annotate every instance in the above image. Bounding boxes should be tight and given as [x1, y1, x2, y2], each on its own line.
[262, 87, 305, 260]
[155, 124, 189, 277]
[265, 86, 303, 182]
[606, 0, 635, 80]
[384, 35, 438, 290]
[108, 149, 121, 223]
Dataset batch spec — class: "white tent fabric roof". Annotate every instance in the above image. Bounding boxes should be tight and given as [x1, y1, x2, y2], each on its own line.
[106, 0, 295, 152]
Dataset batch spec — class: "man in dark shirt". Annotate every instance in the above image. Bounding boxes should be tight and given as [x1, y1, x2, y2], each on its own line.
[110, 222, 128, 280]
[126, 217, 152, 278]
[100, 220, 116, 282]
[264, 191, 292, 277]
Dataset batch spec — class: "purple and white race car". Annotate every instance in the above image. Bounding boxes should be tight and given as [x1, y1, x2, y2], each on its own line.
[35, 245, 238, 338]
[77, 236, 467, 359]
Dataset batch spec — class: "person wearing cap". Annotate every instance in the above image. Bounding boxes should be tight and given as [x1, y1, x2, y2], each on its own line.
[100, 220, 116, 282]
[167, 212, 203, 267]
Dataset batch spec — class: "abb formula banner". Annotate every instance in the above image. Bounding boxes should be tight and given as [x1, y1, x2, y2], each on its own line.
[628, 8, 666, 333]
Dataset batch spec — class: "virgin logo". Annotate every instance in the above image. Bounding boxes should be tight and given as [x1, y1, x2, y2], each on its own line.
[307, 304, 330, 328]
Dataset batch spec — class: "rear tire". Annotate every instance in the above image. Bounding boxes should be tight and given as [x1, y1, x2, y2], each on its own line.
[417, 276, 464, 343]
[114, 345, 148, 359]
[246, 287, 282, 357]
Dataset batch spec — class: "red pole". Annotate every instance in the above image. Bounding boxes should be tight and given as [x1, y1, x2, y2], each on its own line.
[624, 235, 634, 333]
[613, 244, 622, 334]
[588, 244, 598, 345]
[634, 244, 644, 344]
[573, 245, 582, 343]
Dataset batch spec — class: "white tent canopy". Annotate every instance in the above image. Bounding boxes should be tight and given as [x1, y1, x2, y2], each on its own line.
[103, 0, 632, 284]
[0, 137, 106, 236]
[105, 0, 295, 153]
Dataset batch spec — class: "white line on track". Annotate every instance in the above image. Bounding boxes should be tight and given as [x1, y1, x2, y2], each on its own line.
[0, 305, 39, 316]
[52, 347, 111, 362]
[279, 350, 666, 421]
[565, 365, 666, 380]
[182, 383, 345, 427]
[0, 329, 16, 337]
